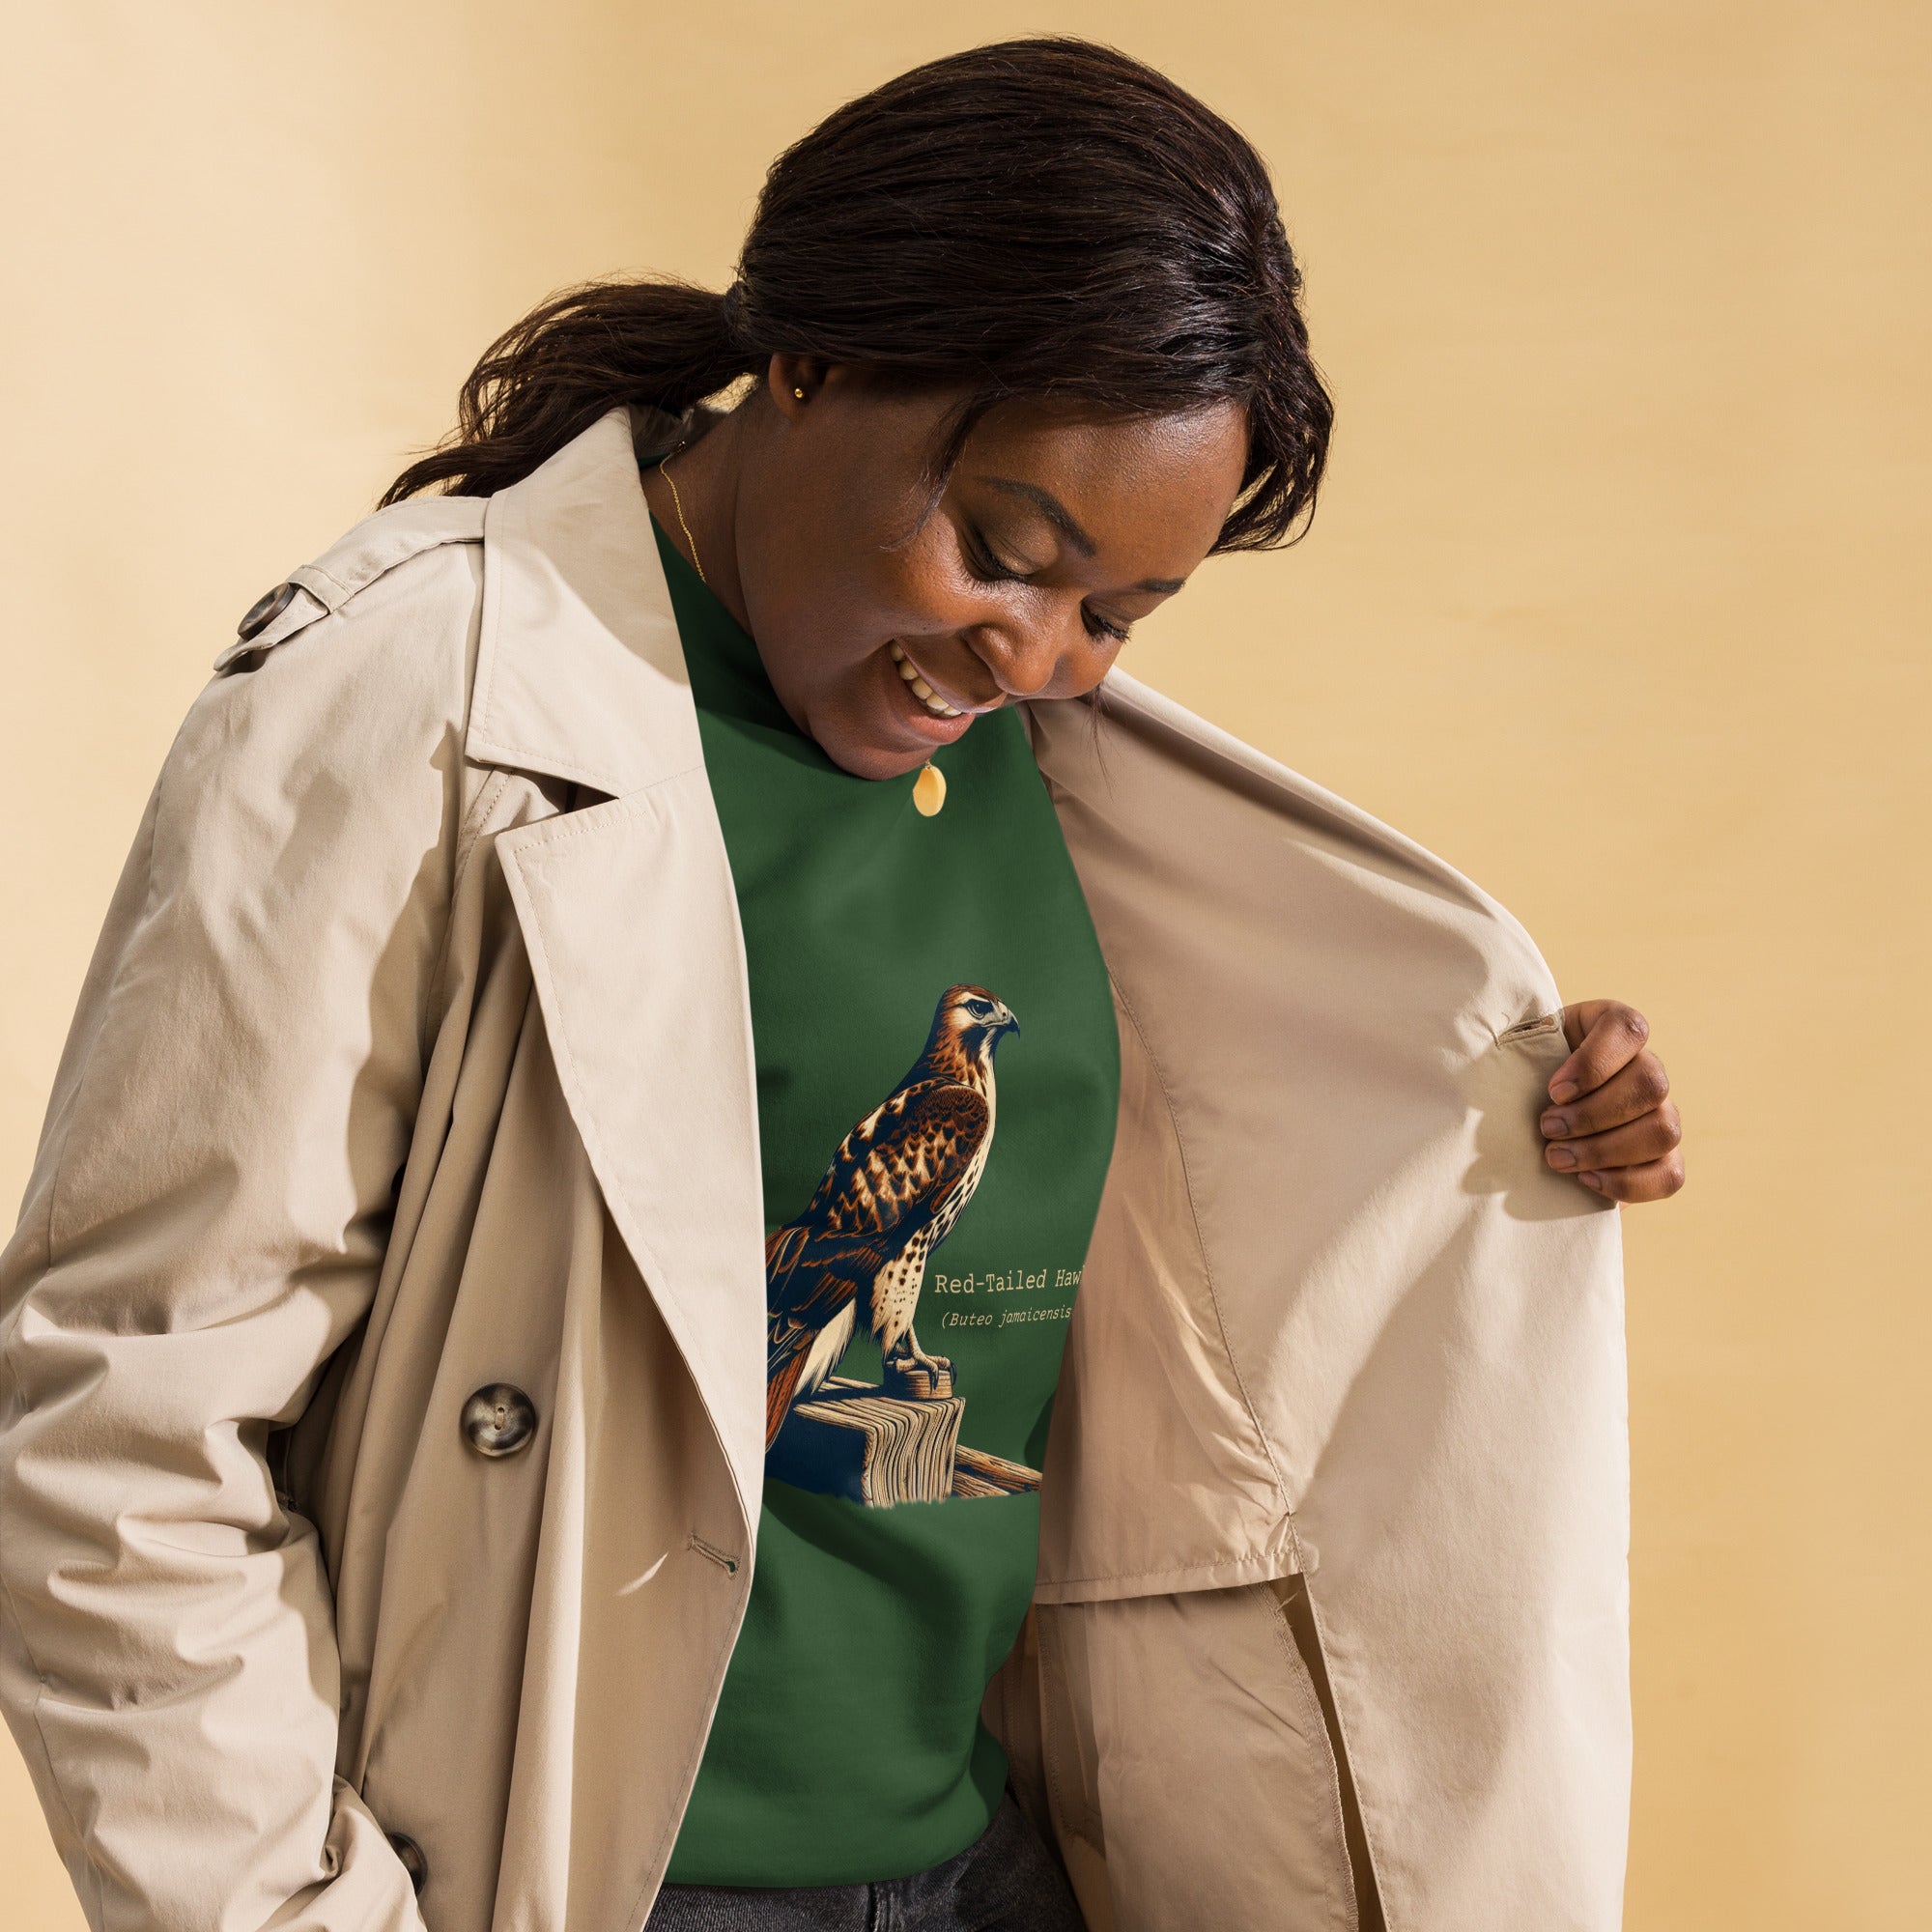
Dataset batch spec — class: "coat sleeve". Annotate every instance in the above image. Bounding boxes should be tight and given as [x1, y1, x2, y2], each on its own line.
[0, 555, 475, 1932]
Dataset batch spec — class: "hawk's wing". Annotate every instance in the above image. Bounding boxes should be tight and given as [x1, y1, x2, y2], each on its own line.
[767, 1077, 989, 1333]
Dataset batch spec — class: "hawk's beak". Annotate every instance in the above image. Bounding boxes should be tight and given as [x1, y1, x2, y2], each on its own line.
[998, 1002, 1020, 1037]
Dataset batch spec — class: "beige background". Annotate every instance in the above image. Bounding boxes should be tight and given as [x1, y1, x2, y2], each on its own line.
[1, 4, 1923, 1927]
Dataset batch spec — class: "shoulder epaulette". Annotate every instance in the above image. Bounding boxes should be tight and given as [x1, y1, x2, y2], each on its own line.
[214, 495, 487, 673]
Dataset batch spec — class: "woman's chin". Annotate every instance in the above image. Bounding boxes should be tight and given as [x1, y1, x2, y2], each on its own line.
[810, 687, 980, 781]
[821, 724, 976, 782]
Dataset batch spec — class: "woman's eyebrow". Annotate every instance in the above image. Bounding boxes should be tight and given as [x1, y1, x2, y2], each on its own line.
[978, 476, 1187, 594]
[980, 478, 1098, 555]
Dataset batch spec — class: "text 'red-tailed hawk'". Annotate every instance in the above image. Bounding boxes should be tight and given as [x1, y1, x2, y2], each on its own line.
[763, 983, 1020, 1447]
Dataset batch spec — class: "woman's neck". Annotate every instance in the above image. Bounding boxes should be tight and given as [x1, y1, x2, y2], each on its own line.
[638, 402, 753, 634]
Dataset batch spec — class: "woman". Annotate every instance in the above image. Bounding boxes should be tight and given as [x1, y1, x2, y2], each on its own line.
[0, 38, 1679, 1932]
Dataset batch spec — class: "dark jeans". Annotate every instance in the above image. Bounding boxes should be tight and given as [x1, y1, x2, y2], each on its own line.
[644, 1790, 1087, 1931]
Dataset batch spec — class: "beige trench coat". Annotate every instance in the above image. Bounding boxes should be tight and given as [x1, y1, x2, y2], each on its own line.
[0, 409, 1628, 1932]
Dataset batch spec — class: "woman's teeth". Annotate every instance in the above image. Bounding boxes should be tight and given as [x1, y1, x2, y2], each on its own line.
[890, 640, 963, 718]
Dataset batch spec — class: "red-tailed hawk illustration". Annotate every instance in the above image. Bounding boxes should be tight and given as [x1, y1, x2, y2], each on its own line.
[764, 983, 1020, 1448]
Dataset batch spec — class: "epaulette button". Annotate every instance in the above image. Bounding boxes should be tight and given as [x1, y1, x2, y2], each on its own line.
[236, 582, 298, 642]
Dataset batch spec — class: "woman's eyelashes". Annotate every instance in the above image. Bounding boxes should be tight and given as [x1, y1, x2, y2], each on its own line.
[959, 526, 1132, 644]
[960, 525, 1032, 584]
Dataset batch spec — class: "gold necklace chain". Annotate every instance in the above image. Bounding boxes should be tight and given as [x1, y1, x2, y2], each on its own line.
[659, 446, 706, 584]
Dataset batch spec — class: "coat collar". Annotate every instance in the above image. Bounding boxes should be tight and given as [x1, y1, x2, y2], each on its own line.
[468, 407, 702, 798]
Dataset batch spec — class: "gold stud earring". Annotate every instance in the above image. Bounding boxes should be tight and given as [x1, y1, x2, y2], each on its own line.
[793, 386, 806, 400]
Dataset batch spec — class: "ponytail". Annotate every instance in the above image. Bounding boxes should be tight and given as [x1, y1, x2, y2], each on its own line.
[380, 279, 761, 506]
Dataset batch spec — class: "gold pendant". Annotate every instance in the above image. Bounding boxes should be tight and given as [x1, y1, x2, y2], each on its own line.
[912, 761, 947, 816]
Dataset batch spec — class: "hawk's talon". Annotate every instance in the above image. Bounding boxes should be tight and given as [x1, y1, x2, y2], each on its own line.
[882, 1344, 956, 1402]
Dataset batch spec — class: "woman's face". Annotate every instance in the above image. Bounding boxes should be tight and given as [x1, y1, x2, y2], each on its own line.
[730, 369, 1251, 780]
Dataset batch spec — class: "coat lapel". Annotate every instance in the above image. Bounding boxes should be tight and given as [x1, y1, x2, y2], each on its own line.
[473, 411, 769, 1527]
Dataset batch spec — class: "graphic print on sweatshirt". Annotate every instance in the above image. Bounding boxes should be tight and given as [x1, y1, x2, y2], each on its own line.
[762, 982, 1042, 1507]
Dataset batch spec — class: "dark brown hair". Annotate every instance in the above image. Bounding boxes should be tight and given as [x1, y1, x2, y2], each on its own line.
[383, 38, 1331, 551]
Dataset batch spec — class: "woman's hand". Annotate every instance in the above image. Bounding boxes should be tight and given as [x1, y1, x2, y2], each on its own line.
[1540, 1000, 1685, 1204]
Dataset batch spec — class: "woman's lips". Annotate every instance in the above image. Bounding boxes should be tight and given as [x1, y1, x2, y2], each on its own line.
[889, 640, 968, 718]
[877, 641, 1005, 746]
[889, 665, 981, 753]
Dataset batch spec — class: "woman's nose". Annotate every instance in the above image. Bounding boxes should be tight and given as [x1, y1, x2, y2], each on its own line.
[968, 615, 1065, 701]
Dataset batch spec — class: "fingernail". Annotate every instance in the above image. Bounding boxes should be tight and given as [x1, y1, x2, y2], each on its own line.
[1549, 1079, 1579, 1103]
[1578, 1171, 1605, 1190]
[1548, 1144, 1578, 1170]
[1540, 1113, 1569, 1138]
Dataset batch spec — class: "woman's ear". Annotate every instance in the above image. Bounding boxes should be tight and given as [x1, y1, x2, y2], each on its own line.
[767, 355, 827, 417]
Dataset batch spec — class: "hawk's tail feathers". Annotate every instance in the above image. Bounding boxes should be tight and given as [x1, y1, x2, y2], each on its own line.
[765, 1348, 810, 1450]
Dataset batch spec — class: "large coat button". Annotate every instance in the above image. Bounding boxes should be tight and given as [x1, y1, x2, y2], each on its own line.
[236, 582, 298, 641]
[386, 1831, 428, 1893]
[461, 1383, 536, 1457]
